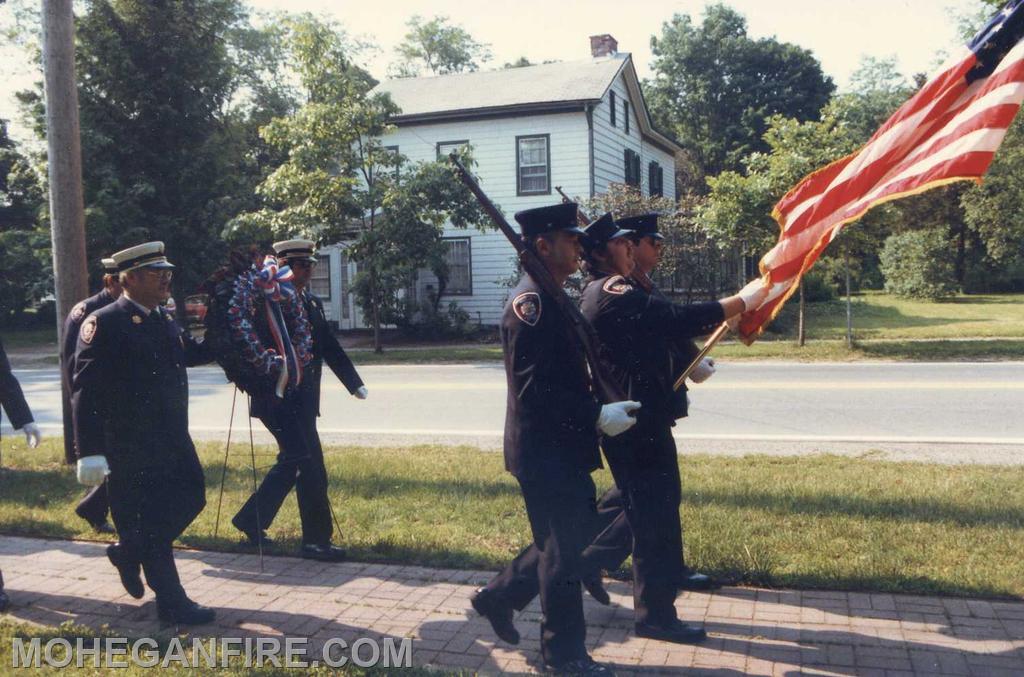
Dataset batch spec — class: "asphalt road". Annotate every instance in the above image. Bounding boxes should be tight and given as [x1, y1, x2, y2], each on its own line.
[7, 362, 1024, 464]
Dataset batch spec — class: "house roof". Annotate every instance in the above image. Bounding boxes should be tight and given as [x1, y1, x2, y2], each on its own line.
[373, 54, 683, 154]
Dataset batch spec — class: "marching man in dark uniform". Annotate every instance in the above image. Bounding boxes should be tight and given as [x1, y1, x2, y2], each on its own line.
[578, 213, 766, 644]
[232, 239, 366, 562]
[61, 257, 121, 534]
[72, 241, 215, 625]
[1, 336, 42, 612]
[471, 203, 641, 676]
[579, 214, 718, 592]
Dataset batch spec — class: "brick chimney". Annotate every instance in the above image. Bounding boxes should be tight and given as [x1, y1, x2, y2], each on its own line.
[590, 34, 618, 58]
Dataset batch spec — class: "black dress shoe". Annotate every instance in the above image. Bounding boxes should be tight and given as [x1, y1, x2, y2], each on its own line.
[635, 619, 707, 644]
[106, 544, 144, 599]
[677, 571, 718, 591]
[91, 521, 116, 535]
[231, 517, 274, 547]
[582, 573, 610, 606]
[470, 588, 520, 645]
[544, 656, 616, 675]
[158, 599, 216, 625]
[299, 543, 346, 562]
[0, 588, 9, 613]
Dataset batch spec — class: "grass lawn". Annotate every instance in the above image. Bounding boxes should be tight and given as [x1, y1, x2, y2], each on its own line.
[1, 439, 1021, 600]
[0, 620, 445, 675]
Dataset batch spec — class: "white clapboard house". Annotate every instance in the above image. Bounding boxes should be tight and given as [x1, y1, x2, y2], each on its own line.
[314, 35, 682, 328]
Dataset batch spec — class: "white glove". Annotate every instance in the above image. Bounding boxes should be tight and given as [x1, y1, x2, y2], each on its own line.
[76, 455, 110, 486]
[597, 401, 642, 437]
[354, 386, 368, 400]
[689, 357, 716, 384]
[21, 422, 41, 449]
[738, 280, 770, 312]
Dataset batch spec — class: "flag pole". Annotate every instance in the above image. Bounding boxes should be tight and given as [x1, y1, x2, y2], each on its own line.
[673, 322, 729, 391]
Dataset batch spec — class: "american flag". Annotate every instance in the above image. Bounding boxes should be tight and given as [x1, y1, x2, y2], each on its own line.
[737, 0, 1024, 344]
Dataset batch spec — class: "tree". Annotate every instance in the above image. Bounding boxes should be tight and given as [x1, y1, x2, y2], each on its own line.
[229, 15, 487, 352]
[390, 15, 491, 78]
[879, 229, 958, 299]
[646, 3, 834, 185]
[582, 184, 720, 302]
[0, 118, 43, 232]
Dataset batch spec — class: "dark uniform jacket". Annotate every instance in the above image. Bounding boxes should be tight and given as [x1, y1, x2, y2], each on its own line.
[250, 290, 363, 419]
[581, 271, 723, 428]
[72, 296, 210, 469]
[0, 337, 34, 443]
[301, 291, 363, 414]
[502, 276, 602, 480]
[61, 288, 116, 463]
[639, 280, 703, 420]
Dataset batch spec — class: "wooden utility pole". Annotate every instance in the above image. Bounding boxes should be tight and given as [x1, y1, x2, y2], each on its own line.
[42, 0, 88, 338]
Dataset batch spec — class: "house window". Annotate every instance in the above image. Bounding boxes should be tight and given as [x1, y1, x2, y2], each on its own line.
[649, 161, 664, 197]
[624, 149, 641, 187]
[311, 254, 331, 300]
[383, 145, 400, 178]
[609, 91, 616, 127]
[516, 134, 551, 195]
[443, 237, 472, 295]
[437, 140, 469, 160]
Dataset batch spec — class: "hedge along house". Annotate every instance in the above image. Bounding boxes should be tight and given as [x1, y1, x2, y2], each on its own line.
[315, 35, 683, 329]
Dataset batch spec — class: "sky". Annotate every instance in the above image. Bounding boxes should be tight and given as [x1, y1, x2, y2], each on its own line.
[0, 0, 985, 146]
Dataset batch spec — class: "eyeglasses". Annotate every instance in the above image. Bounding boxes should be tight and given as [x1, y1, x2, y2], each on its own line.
[141, 269, 173, 280]
[289, 260, 316, 270]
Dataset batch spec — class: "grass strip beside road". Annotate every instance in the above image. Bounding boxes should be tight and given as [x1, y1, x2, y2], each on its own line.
[1, 440, 1021, 600]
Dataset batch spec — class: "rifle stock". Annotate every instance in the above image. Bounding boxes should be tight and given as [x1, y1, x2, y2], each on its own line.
[451, 155, 625, 404]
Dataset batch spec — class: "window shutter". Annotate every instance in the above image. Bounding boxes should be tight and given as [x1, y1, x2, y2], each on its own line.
[610, 91, 616, 127]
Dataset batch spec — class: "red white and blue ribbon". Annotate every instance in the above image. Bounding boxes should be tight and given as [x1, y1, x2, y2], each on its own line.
[257, 255, 302, 397]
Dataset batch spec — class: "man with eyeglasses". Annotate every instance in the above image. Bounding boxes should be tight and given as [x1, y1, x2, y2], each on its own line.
[232, 239, 366, 562]
[72, 241, 215, 625]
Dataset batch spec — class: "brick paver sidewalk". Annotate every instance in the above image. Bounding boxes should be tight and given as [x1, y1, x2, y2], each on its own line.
[1, 536, 1022, 675]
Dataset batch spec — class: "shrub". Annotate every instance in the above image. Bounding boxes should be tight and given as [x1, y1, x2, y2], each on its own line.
[879, 228, 958, 299]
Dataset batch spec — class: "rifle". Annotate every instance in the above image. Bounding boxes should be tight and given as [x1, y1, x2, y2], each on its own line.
[553, 186, 729, 391]
[451, 156, 625, 404]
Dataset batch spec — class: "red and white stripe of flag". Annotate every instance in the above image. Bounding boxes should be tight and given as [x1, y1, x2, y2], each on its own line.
[737, 28, 1024, 344]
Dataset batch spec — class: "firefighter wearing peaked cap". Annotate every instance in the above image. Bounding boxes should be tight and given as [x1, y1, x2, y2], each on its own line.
[578, 213, 766, 644]
[72, 241, 216, 625]
[470, 203, 641, 676]
[232, 239, 363, 563]
[61, 256, 123, 534]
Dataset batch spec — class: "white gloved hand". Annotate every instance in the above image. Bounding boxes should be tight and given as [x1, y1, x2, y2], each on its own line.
[738, 280, 770, 312]
[597, 400, 642, 437]
[21, 422, 41, 449]
[354, 386, 368, 400]
[77, 455, 110, 486]
[689, 357, 716, 384]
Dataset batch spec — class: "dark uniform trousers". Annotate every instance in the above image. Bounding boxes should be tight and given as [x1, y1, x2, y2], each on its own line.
[233, 391, 332, 545]
[233, 290, 360, 546]
[599, 420, 683, 626]
[73, 297, 211, 608]
[62, 290, 117, 528]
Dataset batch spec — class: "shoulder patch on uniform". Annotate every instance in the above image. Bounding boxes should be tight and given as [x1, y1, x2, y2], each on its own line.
[512, 292, 542, 326]
[71, 302, 87, 322]
[80, 315, 98, 344]
[602, 275, 633, 295]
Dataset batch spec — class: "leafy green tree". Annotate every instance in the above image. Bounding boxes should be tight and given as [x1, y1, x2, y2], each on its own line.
[646, 3, 834, 184]
[390, 15, 491, 78]
[0, 118, 42, 232]
[879, 228, 958, 299]
[229, 15, 487, 352]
